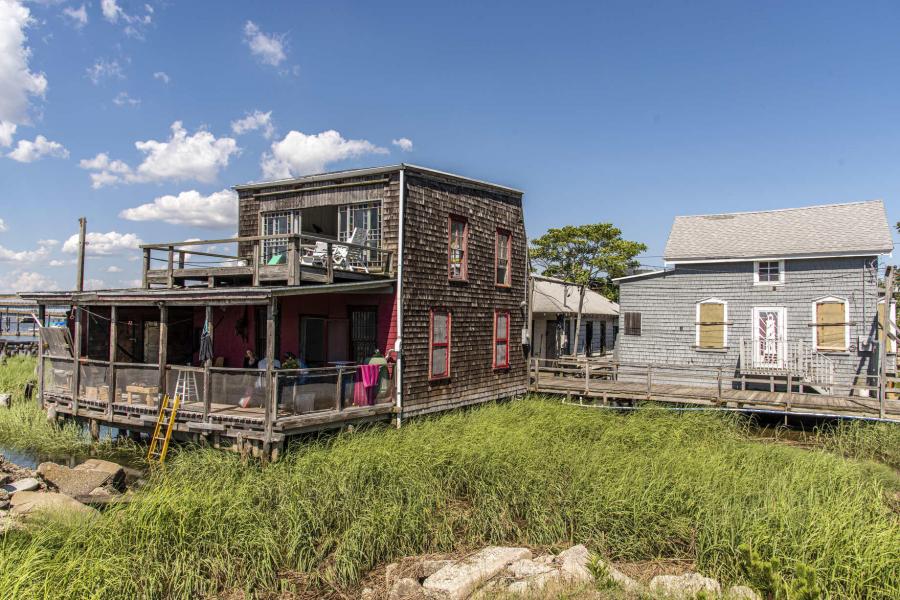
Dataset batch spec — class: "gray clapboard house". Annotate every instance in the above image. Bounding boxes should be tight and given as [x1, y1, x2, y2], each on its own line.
[614, 200, 896, 395]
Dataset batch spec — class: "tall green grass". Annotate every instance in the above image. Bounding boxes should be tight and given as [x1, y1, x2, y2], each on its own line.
[813, 420, 900, 472]
[0, 399, 896, 599]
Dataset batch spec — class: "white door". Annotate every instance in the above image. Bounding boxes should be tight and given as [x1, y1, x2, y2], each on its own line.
[753, 307, 786, 368]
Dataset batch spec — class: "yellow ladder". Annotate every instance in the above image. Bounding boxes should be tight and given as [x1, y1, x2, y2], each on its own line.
[147, 394, 181, 463]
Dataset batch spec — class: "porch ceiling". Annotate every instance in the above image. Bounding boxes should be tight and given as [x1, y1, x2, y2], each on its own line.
[19, 279, 396, 306]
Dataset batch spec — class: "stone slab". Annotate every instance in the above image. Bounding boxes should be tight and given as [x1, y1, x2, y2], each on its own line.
[423, 546, 532, 600]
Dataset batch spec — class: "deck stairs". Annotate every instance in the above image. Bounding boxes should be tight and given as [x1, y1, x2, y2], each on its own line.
[739, 338, 835, 394]
[148, 394, 181, 464]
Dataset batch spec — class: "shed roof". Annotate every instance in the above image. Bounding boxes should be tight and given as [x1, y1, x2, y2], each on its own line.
[531, 276, 619, 316]
[663, 200, 894, 263]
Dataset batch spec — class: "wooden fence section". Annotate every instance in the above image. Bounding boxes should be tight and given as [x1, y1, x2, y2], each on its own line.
[529, 357, 900, 422]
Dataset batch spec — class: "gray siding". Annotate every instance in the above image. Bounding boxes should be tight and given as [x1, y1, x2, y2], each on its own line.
[615, 257, 883, 394]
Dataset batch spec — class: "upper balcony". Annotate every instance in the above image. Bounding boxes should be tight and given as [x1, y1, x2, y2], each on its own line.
[141, 232, 395, 289]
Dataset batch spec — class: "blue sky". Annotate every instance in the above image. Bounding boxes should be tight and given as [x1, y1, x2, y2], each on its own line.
[1, 0, 898, 291]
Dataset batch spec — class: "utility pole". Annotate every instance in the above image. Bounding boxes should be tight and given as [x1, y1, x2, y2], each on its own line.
[878, 265, 895, 420]
[75, 217, 86, 292]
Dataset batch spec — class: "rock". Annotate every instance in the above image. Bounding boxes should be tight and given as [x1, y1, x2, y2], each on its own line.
[534, 554, 555, 565]
[507, 559, 555, 579]
[74, 459, 126, 490]
[9, 491, 98, 519]
[556, 544, 593, 583]
[422, 546, 532, 600]
[0, 474, 9, 487]
[0, 393, 10, 408]
[389, 577, 425, 600]
[385, 562, 400, 585]
[37, 463, 113, 497]
[650, 573, 722, 598]
[1, 477, 40, 494]
[506, 570, 561, 594]
[359, 587, 375, 600]
[726, 585, 762, 600]
[420, 559, 454, 579]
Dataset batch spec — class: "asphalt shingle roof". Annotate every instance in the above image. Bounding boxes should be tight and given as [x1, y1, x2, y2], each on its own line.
[531, 276, 619, 316]
[663, 200, 894, 262]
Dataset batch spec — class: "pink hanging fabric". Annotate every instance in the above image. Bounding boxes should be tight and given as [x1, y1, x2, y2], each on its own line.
[353, 364, 381, 406]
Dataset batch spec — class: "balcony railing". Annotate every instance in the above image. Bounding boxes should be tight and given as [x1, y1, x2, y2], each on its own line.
[738, 338, 834, 391]
[140, 233, 395, 288]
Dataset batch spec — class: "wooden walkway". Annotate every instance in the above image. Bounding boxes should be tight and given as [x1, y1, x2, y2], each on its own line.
[530, 358, 900, 422]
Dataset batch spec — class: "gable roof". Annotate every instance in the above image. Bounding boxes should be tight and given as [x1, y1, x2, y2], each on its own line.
[531, 276, 619, 316]
[663, 200, 894, 263]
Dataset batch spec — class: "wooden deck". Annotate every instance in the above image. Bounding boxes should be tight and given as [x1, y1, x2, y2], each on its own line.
[530, 358, 900, 422]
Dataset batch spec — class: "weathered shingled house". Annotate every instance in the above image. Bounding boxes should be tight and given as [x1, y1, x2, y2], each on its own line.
[22, 165, 528, 457]
[614, 200, 896, 395]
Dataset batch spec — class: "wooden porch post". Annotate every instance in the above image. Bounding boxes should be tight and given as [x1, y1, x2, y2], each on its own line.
[142, 248, 151, 289]
[71, 305, 82, 415]
[264, 298, 276, 441]
[166, 247, 175, 288]
[202, 305, 212, 422]
[107, 305, 117, 419]
[287, 235, 300, 285]
[326, 242, 334, 283]
[252, 242, 261, 286]
[157, 303, 168, 410]
[36, 304, 45, 408]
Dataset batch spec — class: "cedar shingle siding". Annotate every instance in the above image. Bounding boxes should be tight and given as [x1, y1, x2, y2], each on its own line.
[616, 257, 885, 394]
[400, 173, 527, 416]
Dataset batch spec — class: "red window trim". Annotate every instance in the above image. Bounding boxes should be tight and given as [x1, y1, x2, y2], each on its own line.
[448, 215, 469, 282]
[495, 228, 512, 288]
[428, 308, 452, 380]
[493, 309, 511, 369]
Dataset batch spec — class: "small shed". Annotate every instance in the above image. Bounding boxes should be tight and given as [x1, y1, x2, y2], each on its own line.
[531, 276, 619, 359]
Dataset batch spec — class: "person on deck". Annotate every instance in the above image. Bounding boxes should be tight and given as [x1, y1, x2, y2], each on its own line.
[243, 349, 257, 368]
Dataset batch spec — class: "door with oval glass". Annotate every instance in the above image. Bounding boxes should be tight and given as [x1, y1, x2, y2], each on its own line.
[752, 307, 786, 369]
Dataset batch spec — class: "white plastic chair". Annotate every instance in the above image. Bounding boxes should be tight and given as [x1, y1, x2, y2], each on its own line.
[333, 228, 370, 273]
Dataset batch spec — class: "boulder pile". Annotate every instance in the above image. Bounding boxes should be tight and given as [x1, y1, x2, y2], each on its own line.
[363, 544, 762, 599]
[1, 454, 129, 533]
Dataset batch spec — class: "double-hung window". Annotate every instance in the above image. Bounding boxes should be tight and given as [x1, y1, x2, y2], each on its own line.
[448, 216, 468, 281]
[493, 310, 510, 369]
[429, 309, 451, 379]
[624, 312, 642, 336]
[261, 210, 299, 264]
[495, 229, 512, 287]
[754, 260, 784, 284]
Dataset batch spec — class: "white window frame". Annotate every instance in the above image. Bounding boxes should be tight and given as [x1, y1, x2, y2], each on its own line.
[260, 210, 300, 263]
[810, 296, 850, 353]
[695, 297, 728, 349]
[753, 260, 785, 285]
[877, 298, 898, 354]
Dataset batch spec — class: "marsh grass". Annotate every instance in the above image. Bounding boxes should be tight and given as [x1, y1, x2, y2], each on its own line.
[0, 399, 896, 599]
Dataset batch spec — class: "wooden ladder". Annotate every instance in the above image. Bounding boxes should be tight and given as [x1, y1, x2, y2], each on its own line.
[147, 394, 181, 464]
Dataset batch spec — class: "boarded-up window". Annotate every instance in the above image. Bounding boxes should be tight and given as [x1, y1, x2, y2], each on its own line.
[697, 302, 726, 348]
[815, 301, 846, 351]
[624, 312, 641, 336]
[877, 302, 897, 353]
[430, 309, 451, 379]
[493, 310, 510, 369]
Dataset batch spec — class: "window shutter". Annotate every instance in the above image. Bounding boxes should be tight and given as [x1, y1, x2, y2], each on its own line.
[698, 303, 725, 348]
[816, 302, 845, 351]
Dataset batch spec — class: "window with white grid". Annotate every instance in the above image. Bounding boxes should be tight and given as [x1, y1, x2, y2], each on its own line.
[261, 210, 299, 263]
[338, 201, 382, 266]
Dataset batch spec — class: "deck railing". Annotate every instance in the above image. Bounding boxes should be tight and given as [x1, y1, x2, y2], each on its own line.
[738, 338, 835, 391]
[140, 233, 395, 288]
[43, 359, 395, 430]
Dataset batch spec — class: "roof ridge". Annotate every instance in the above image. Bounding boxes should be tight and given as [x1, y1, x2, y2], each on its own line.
[672, 199, 884, 220]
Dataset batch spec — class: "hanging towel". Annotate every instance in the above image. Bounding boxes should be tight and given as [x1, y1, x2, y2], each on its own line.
[353, 364, 381, 406]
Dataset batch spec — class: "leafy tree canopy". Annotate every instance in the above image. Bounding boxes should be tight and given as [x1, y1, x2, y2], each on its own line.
[529, 223, 647, 302]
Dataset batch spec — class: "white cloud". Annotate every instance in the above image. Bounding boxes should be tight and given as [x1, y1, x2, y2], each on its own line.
[261, 129, 388, 179]
[100, 0, 121, 22]
[106, 265, 122, 273]
[0, 270, 58, 292]
[62, 231, 142, 256]
[231, 110, 274, 139]
[6, 134, 68, 162]
[83, 277, 105, 290]
[112, 91, 140, 107]
[153, 71, 169, 84]
[0, 121, 16, 147]
[62, 4, 88, 28]
[0, 238, 55, 263]
[0, 219, 6, 232]
[0, 1, 47, 130]
[38, 239, 59, 246]
[243, 21, 286, 66]
[392, 137, 414, 152]
[79, 122, 239, 188]
[48, 258, 74, 267]
[86, 58, 124, 84]
[119, 188, 238, 228]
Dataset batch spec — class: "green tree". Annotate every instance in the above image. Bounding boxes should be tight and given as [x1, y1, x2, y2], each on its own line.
[529, 223, 646, 355]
